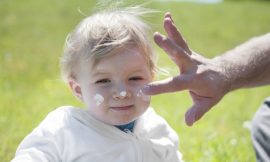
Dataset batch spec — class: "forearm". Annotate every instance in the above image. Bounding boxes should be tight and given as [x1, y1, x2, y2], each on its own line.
[215, 33, 270, 91]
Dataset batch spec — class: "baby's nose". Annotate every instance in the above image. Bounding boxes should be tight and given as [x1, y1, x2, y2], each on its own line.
[113, 90, 132, 100]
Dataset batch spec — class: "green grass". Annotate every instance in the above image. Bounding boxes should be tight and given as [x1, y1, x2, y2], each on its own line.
[1, 0, 270, 161]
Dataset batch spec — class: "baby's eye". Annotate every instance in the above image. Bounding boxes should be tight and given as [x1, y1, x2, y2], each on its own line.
[95, 79, 111, 84]
[129, 76, 143, 81]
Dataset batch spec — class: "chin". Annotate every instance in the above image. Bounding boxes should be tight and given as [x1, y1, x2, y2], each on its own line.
[112, 117, 136, 126]
[113, 120, 132, 126]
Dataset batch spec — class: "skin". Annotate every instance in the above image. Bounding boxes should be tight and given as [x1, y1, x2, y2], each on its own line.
[69, 45, 153, 126]
[142, 12, 270, 126]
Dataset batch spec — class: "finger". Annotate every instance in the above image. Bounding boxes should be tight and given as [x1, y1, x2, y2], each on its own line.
[185, 102, 212, 126]
[185, 107, 196, 126]
[164, 12, 173, 23]
[142, 75, 190, 95]
[163, 15, 192, 54]
[154, 32, 191, 66]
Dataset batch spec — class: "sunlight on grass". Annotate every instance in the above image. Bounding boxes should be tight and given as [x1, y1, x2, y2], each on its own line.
[1, 0, 270, 161]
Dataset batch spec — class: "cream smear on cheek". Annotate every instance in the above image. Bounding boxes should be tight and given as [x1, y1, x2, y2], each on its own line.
[119, 89, 150, 101]
[93, 90, 149, 108]
[136, 89, 150, 101]
[94, 93, 104, 106]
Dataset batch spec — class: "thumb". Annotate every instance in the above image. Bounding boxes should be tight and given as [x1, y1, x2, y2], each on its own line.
[142, 75, 190, 95]
[185, 102, 212, 126]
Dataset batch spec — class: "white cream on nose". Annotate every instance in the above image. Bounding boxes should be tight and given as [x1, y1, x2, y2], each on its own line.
[94, 94, 104, 106]
[120, 91, 127, 97]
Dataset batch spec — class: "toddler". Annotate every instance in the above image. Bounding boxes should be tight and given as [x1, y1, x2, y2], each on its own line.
[11, 6, 183, 162]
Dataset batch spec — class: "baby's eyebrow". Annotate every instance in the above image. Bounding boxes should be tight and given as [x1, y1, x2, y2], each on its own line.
[130, 69, 145, 73]
[91, 66, 146, 76]
[91, 70, 110, 76]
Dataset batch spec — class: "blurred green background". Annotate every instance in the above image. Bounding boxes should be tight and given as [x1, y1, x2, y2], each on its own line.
[1, 0, 270, 161]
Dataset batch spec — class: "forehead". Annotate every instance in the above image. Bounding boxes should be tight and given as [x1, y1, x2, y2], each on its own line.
[93, 45, 149, 72]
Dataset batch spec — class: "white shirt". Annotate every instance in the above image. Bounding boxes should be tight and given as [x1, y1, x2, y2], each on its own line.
[11, 106, 183, 162]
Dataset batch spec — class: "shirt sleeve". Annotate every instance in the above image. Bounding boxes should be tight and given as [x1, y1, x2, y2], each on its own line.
[10, 132, 61, 162]
[11, 108, 67, 162]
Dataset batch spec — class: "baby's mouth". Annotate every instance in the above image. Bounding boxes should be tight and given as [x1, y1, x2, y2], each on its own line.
[110, 105, 134, 111]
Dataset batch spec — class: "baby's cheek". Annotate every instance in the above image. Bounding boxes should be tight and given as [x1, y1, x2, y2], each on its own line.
[94, 93, 104, 106]
[133, 87, 151, 112]
[135, 88, 151, 101]
[83, 93, 104, 109]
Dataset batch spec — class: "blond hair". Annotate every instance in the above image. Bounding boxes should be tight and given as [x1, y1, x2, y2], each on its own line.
[60, 6, 157, 82]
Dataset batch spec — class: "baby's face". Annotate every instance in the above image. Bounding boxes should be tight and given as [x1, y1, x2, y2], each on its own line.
[73, 45, 153, 125]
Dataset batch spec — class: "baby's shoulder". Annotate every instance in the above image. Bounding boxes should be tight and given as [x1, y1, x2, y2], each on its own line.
[37, 106, 78, 133]
[141, 107, 166, 124]
[138, 107, 179, 144]
[50, 105, 76, 115]
[45, 106, 75, 121]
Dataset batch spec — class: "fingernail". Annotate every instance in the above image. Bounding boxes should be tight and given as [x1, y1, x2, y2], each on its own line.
[154, 31, 159, 36]
[154, 32, 163, 40]
[141, 85, 150, 94]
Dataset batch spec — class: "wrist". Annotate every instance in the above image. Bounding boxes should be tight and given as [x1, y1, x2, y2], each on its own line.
[212, 56, 237, 93]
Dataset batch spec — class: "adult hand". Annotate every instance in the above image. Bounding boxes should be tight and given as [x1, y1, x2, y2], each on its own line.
[143, 13, 230, 126]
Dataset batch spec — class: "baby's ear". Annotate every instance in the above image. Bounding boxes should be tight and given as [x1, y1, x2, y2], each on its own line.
[68, 80, 83, 101]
